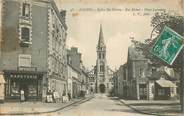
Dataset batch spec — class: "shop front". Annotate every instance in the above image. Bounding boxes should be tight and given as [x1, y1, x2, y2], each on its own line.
[139, 84, 147, 100]
[3, 70, 44, 101]
[155, 78, 177, 100]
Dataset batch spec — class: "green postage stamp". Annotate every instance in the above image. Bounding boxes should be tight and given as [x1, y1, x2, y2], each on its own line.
[151, 26, 183, 65]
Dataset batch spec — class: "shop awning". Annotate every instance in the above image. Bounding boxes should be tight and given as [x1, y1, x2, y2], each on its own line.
[156, 79, 176, 88]
[0, 75, 5, 83]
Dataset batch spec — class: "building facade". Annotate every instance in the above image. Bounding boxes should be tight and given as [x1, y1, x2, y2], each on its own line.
[148, 67, 178, 100]
[95, 25, 114, 93]
[88, 67, 97, 94]
[127, 46, 151, 100]
[113, 46, 179, 100]
[0, 0, 67, 101]
[67, 64, 81, 98]
[113, 63, 128, 98]
[67, 47, 87, 98]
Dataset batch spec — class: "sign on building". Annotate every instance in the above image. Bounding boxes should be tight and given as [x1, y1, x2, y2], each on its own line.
[18, 54, 32, 67]
[151, 26, 183, 65]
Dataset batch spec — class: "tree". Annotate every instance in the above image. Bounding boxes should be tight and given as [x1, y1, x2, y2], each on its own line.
[131, 12, 184, 72]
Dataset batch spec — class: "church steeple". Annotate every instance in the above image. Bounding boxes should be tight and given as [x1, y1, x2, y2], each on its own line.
[97, 24, 105, 48]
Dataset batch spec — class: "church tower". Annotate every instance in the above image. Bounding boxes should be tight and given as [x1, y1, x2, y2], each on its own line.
[96, 24, 108, 93]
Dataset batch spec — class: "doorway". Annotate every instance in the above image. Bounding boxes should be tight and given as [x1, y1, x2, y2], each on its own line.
[20, 82, 28, 101]
[99, 84, 106, 93]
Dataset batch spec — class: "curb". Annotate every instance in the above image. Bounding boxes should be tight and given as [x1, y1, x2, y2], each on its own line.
[0, 95, 94, 115]
[119, 99, 177, 116]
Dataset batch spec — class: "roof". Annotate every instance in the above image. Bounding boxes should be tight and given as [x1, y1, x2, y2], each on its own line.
[50, 0, 67, 30]
[150, 70, 179, 81]
[67, 63, 81, 74]
[156, 78, 177, 88]
[97, 24, 105, 47]
[128, 46, 146, 60]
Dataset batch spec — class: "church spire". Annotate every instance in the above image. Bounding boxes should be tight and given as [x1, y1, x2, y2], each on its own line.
[97, 24, 105, 47]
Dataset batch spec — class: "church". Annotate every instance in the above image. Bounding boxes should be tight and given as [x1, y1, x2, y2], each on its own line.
[89, 24, 114, 94]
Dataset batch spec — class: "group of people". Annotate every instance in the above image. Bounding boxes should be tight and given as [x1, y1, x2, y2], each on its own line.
[46, 89, 72, 103]
[20, 88, 80, 103]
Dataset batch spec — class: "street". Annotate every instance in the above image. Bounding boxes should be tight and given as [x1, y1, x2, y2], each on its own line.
[38, 94, 151, 116]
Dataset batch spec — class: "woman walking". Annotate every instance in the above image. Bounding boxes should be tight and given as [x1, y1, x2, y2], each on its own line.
[20, 89, 25, 102]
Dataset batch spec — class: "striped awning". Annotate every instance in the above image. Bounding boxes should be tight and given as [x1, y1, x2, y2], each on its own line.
[0, 75, 5, 84]
[156, 78, 176, 88]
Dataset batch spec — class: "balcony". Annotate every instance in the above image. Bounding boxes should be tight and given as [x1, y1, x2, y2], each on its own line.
[19, 16, 32, 26]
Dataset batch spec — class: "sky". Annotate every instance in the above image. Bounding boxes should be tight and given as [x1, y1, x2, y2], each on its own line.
[54, 0, 183, 70]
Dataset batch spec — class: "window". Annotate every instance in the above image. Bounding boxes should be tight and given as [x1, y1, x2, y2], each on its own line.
[22, 3, 30, 17]
[99, 53, 101, 59]
[152, 68, 156, 73]
[158, 88, 165, 96]
[100, 65, 104, 72]
[152, 86, 155, 94]
[102, 53, 105, 59]
[21, 27, 30, 42]
[139, 68, 143, 77]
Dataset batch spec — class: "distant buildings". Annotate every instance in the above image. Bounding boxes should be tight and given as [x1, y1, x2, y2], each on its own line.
[67, 47, 90, 98]
[88, 66, 97, 94]
[0, 0, 67, 101]
[113, 45, 179, 100]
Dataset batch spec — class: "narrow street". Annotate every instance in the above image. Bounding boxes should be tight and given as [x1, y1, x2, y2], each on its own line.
[38, 94, 151, 116]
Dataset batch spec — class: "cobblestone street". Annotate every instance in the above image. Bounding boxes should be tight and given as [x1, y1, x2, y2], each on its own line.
[37, 94, 150, 116]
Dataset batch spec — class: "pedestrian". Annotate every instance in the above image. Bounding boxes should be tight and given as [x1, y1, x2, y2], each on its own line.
[20, 89, 25, 102]
[68, 92, 71, 101]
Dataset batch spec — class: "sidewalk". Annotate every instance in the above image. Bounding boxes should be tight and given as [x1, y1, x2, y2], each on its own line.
[119, 99, 183, 116]
[0, 94, 94, 115]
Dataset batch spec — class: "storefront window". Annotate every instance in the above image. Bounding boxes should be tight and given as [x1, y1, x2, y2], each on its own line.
[28, 85, 37, 97]
[158, 89, 165, 95]
[11, 80, 20, 96]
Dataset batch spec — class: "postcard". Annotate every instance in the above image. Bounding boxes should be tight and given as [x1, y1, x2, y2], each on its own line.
[0, 0, 183, 116]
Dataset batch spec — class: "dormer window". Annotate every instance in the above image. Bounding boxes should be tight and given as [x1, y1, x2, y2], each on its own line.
[22, 3, 30, 17]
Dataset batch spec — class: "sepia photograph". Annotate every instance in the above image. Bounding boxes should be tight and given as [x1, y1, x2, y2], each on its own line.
[0, 0, 184, 115]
